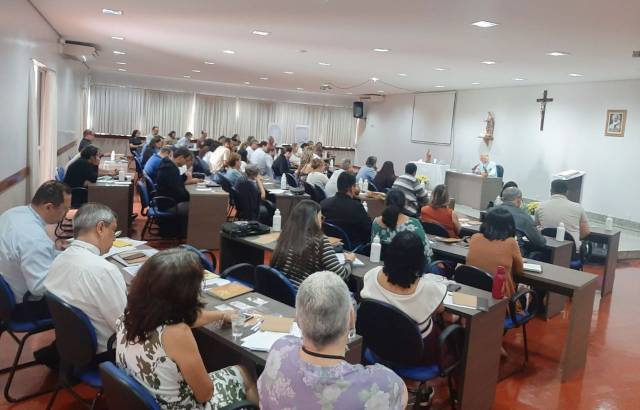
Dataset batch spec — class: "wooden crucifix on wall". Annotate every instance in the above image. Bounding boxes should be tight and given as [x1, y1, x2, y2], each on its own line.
[536, 90, 554, 131]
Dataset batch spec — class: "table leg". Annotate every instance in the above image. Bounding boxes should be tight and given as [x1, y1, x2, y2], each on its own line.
[561, 279, 597, 381]
[456, 301, 506, 410]
[220, 236, 265, 271]
[600, 233, 620, 296]
[187, 194, 228, 249]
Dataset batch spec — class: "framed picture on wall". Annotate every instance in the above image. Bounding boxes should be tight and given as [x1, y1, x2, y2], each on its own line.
[605, 109, 627, 137]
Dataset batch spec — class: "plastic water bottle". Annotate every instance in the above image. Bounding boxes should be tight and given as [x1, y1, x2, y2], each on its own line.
[330, 158, 334, 168]
[110, 150, 115, 161]
[280, 174, 287, 190]
[272, 209, 282, 232]
[556, 222, 566, 241]
[492, 266, 506, 299]
[370, 235, 381, 263]
[605, 217, 613, 230]
[363, 201, 368, 213]
[118, 169, 125, 182]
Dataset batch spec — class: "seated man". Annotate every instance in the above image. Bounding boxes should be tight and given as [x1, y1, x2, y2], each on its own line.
[175, 131, 192, 148]
[78, 129, 95, 152]
[497, 187, 546, 250]
[535, 179, 590, 247]
[141, 135, 163, 166]
[392, 163, 429, 217]
[271, 146, 292, 179]
[234, 164, 273, 225]
[320, 172, 372, 246]
[143, 146, 172, 182]
[355, 156, 377, 184]
[325, 159, 353, 198]
[44, 203, 126, 359]
[204, 136, 232, 173]
[0, 181, 71, 320]
[472, 154, 497, 177]
[64, 145, 101, 189]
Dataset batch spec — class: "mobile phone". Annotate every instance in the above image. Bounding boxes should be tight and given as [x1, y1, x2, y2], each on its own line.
[447, 283, 462, 292]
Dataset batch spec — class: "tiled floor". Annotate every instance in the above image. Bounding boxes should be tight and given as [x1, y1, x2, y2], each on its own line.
[2, 202, 638, 409]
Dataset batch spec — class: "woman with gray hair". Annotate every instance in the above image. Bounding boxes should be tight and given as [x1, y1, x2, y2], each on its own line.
[258, 271, 407, 409]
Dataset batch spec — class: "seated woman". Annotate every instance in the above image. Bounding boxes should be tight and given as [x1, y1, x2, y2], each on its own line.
[371, 189, 432, 262]
[258, 271, 407, 409]
[116, 249, 258, 409]
[361, 231, 447, 367]
[271, 200, 354, 288]
[466, 207, 524, 298]
[372, 160, 396, 192]
[305, 158, 329, 189]
[295, 148, 314, 180]
[222, 153, 243, 186]
[420, 184, 461, 238]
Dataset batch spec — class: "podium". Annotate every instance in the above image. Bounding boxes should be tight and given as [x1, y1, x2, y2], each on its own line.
[445, 171, 502, 210]
[553, 170, 585, 203]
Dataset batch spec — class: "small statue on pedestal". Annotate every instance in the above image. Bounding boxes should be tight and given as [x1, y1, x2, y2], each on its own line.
[480, 112, 495, 147]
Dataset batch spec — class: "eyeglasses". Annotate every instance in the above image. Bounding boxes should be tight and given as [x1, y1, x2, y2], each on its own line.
[114, 230, 122, 238]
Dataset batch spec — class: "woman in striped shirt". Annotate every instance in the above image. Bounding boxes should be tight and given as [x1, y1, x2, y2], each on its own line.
[271, 200, 354, 288]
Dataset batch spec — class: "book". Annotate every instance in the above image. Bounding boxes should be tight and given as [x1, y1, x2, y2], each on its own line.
[207, 282, 253, 300]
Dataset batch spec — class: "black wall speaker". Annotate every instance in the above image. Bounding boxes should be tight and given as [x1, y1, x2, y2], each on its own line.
[353, 101, 364, 118]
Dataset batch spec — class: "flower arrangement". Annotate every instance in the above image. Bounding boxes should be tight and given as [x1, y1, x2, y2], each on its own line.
[526, 201, 539, 216]
[416, 175, 430, 184]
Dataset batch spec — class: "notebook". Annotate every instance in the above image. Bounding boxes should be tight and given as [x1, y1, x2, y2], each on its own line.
[260, 316, 294, 333]
[448, 292, 489, 311]
[523, 263, 543, 273]
[207, 282, 253, 300]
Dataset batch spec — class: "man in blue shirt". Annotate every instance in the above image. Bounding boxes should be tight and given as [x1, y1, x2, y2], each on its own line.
[144, 146, 173, 182]
[356, 156, 378, 184]
[472, 154, 497, 177]
[0, 181, 71, 320]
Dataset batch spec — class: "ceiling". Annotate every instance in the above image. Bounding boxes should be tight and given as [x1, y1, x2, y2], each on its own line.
[32, 0, 640, 95]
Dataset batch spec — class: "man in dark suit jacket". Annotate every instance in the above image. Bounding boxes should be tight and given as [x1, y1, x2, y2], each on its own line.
[320, 172, 372, 247]
[272, 146, 292, 178]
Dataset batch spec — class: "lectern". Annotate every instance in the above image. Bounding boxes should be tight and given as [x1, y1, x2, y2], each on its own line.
[553, 170, 585, 203]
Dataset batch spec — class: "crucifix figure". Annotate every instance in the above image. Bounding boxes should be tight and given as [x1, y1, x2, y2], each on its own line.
[536, 90, 554, 131]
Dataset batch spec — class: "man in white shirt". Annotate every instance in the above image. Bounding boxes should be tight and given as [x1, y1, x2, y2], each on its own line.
[251, 141, 272, 176]
[471, 154, 497, 177]
[45, 203, 126, 357]
[204, 137, 232, 173]
[325, 159, 353, 197]
[246, 139, 259, 163]
[535, 179, 591, 247]
[146, 125, 160, 143]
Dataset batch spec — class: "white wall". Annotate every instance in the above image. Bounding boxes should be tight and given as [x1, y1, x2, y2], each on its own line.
[0, 0, 88, 212]
[356, 79, 640, 222]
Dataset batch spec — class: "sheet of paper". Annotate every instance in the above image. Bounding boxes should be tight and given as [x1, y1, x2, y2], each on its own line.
[241, 331, 289, 351]
[335, 254, 365, 266]
[246, 296, 269, 306]
[204, 278, 230, 288]
[523, 263, 543, 273]
[267, 189, 287, 194]
[122, 265, 141, 277]
[214, 303, 232, 311]
[229, 301, 252, 310]
[103, 238, 148, 258]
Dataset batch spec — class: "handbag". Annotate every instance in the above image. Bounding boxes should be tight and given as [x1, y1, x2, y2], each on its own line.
[222, 221, 271, 237]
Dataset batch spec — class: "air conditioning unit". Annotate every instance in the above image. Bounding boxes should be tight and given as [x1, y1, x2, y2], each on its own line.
[359, 94, 385, 102]
[62, 41, 98, 62]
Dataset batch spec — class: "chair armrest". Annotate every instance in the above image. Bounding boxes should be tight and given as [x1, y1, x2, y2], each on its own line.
[201, 249, 217, 272]
[508, 288, 539, 326]
[151, 196, 177, 210]
[438, 323, 465, 375]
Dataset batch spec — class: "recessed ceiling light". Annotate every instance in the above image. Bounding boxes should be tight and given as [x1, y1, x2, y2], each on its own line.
[471, 20, 498, 28]
[471, 82, 481, 85]
[223, 50, 236, 54]
[398, 73, 408, 77]
[283, 71, 294, 75]
[318, 62, 331, 66]
[547, 51, 571, 57]
[111, 36, 125, 40]
[259, 77, 269, 80]
[513, 77, 527, 81]
[252, 30, 270, 36]
[568, 73, 584, 77]
[296, 87, 304, 91]
[373, 48, 390, 52]
[204, 61, 215, 65]
[113, 50, 126, 55]
[346, 92, 353, 95]
[244, 81, 251, 85]
[434, 67, 448, 71]
[481, 60, 497, 65]
[434, 85, 445, 88]
[102, 8, 123, 16]
[191, 69, 201, 73]
[115, 62, 127, 65]
[370, 77, 379, 82]
[117, 68, 127, 72]
[377, 90, 385, 93]
[321, 83, 330, 87]
[183, 75, 191, 78]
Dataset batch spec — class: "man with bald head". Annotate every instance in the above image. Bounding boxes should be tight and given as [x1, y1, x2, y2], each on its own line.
[472, 154, 497, 177]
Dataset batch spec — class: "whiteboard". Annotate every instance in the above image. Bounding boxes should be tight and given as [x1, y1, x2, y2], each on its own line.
[294, 125, 310, 145]
[410, 91, 456, 145]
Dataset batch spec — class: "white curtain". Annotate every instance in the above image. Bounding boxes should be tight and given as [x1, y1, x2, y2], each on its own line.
[274, 102, 355, 146]
[27, 64, 40, 197]
[194, 94, 238, 137]
[237, 98, 274, 139]
[90, 85, 144, 135]
[143, 90, 193, 135]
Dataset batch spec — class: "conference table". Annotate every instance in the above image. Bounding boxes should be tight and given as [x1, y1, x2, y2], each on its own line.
[218, 231, 508, 410]
[185, 184, 229, 249]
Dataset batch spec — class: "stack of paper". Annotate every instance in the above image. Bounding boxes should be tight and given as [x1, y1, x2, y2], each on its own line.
[336, 253, 365, 266]
[241, 331, 289, 351]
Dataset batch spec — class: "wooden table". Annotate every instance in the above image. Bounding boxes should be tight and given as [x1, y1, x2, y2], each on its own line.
[360, 194, 385, 219]
[185, 185, 229, 249]
[88, 181, 134, 237]
[219, 232, 507, 410]
[445, 171, 502, 210]
[428, 237, 598, 382]
[587, 227, 620, 296]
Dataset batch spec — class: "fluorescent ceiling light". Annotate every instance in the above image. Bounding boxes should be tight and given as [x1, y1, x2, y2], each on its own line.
[370, 77, 379, 82]
[259, 77, 269, 80]
[434, 85, 445, 88]
[192, 69, 201, 73]
[252, 30, 270, 36]
[481, 60, 496, 65]
[283, 71, 294, 75]
[117, 68, 127, 72]
[471, 82, 481, 85]
[113, 50, 126, 55]
[296, 87, 304, 90]
[345, 92, 353, 95]
[111, 36, 125, 40]
[102, 8, 123, 16]
[321, 83, 330, 87]
[568, 73, 584, 77]
[377, 90, 385, 93]
[547, 51, 570, 56]
[244, 81, 251, 85]
[318, 62, 331, 66]
[513, 77, 527, 81]
[204, 61, 215, 65]
[398, 73, 408, 77]
[373, 48, 390, 52]
[471, 20, 498, 28]
[434, 67, 447, 71]
[115, 62, 127, 65]
[183, 75, 191, 78]
[223, 50, 236, 54]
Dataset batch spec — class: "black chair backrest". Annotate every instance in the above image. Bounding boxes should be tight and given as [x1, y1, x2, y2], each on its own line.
[137, 180, 150, 211]
[367, 180, 379, 192]
[285, 173, 298, 188]
[496, 165, 504, 178]
[422, 221, 450, 237]
[541, 228, 578, 256]
[70, 187, 88, 208]
[314, 185, 327, 202]
[322, 221, 353, 250]
[302, 181, 316, 198]
[217, 172, 232, 193]
[234, 179, 260, 220]
[255, 265, 297, 307]
[99, 362, 161, 410]
[356, 299, 424, 366]
[221, 263, 256, 287]
[453, 265, 493, 292]
[45, 291, 97, 370]
[0, 275, 16, 322]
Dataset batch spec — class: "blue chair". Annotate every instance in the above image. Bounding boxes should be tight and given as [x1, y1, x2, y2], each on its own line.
[0, 277, 54, 402]
[180, 244, 217, 272]
[55, 167, 65, 182]
[285, 173, 298, 188]
[143, 173, 157, 195]
[322, 221, 353, 250]
[255, 265, 297, 307]
[221, 263, 256, 288]
[357, 299, 464, 408]
[133, 155, 144, 177]
[216, 172, 237, 219]
[541, 228, 591, 270]
[137, 180, 178, 240]
[421, 221, 450, 238]
[453, 265, 538, 365]
[99, 362, 160, 410]
[45, 291, 113, 410]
